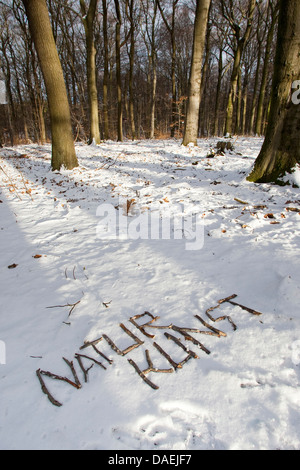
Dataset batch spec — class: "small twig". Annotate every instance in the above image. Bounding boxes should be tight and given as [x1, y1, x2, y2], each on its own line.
[98, 152, 123, 170]
[0, 163, 22, 200]
[19, 168, 33, 201]
[46, 300, 81, 317]
[234, 198, 249, 205]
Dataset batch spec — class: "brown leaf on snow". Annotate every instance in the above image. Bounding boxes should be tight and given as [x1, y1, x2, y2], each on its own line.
[8, 263, 18, 269]
[264, 213, 275, 219]
[33, 254, 42, 259]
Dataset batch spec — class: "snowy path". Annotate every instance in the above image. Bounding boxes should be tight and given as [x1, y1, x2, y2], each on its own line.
[0, 137, 299, 450]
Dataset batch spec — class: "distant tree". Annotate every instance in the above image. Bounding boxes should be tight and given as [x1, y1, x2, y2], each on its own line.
[247, 0, 300, 184]
[220, 0, 257, 137]
[80, 0, 101, 145]
[157, 0, 180, 138]
[22, 0, 78, 170]
[254, 0, 279, 136]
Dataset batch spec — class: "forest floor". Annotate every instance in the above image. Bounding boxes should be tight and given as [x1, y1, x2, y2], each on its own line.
[0, 136, 300, 450]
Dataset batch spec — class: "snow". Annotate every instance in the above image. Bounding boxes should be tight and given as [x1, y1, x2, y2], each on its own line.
[0, 136, 299, 450]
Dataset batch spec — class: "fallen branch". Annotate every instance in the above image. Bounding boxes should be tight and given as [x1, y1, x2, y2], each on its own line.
[205, 294, 237, 330]
[36, 369, 62, 407]
[164, 332, 199, 360]
[92, 344, 113, 365]
[153, 341, 182, 370]
[143, 349, 174, 374]
[75, 353, 106, 370]
[171, 326, 211, 355]
[62, 357, 82, 388]
[102, 334, 123, 355]
[129, 312, 160, 338]
[227, 299, 263, 316]
[75, 354, 94, 382]
[194, 315, 227, 337]
[128, 358, 159, 390]
[38, 369, 81, 389]
[79, 336, 103, 350]
[119, 323, 144, 355]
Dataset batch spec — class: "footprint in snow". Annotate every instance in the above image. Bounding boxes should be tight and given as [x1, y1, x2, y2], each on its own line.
[112, 400, 224, 450]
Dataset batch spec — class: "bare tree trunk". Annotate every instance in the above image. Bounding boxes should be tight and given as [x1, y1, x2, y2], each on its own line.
[247, 0, 300, 183]
[157, 0, 179, 138]
[80, 0, 101, 145]
[213, 46, 223, 136]
[128, 0, 136, 140]
[223, 0, 256, 136]
[102, 0, 109, 140]
[255, 2, 279, 136]
[114, 0, 123, 142]
[22, 0, 78, 170]
[182, 0, 211, 146]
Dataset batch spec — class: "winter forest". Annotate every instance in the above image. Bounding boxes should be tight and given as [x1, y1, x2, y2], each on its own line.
[0, 0, 300, 451]
[2, 0, 274, 143]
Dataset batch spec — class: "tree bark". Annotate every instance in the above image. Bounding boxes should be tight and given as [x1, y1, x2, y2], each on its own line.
[247, 0, 300, 184]
[157, 0, 179, 138]
[128, 0, 136, 140]
[102, 0, 110, 140]
[80, 0, 101, 145]
[22, 0, 78, 170]
[223, 0, 256, 137]
[255, 2, 279, 136]
[114, 0, 123, 141]
[182, 0, 211, 146]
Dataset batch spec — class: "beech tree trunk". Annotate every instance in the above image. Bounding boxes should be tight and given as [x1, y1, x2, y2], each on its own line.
[22, 0, 78, 170]
[247, 0, 300, 184]
[182, 0, 211, 146]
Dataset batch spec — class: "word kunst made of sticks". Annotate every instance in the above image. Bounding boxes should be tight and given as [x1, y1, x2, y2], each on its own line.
[36, 294, 263, 407]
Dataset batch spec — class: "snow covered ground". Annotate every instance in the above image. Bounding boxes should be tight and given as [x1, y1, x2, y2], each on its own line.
[0, 136, 299, 450]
